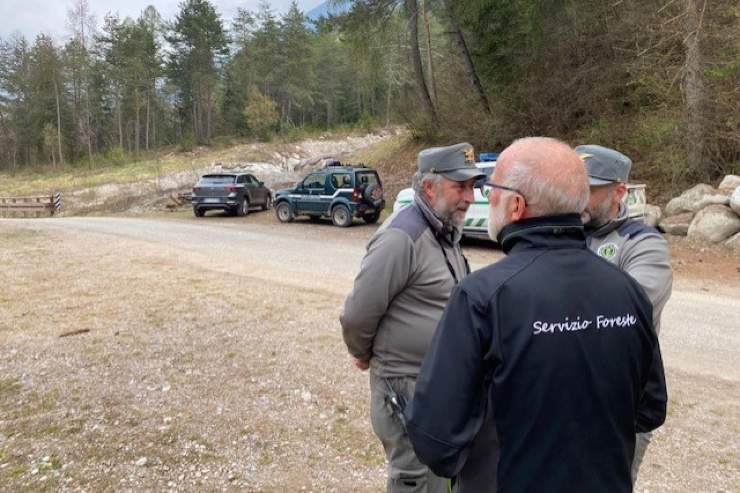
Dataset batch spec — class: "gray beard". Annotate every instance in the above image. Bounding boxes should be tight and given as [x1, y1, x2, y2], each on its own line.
[433, 197, 465, 231]
[487, 202, 510, 242]
[584, 198, 612, 229]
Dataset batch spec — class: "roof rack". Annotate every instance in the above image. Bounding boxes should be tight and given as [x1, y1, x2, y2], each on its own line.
[322, 160, 373, 169]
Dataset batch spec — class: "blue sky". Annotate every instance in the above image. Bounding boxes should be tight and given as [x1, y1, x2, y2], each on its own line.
[1, 0, 325, 41]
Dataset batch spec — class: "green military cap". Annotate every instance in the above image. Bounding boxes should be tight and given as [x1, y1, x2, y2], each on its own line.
[576, 144, 632, 185]
[418, 143, 486, 182]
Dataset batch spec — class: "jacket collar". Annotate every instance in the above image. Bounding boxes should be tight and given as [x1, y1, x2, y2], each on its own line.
[587, 203, 628, 238]
[498, 214, 586, 254]
[414, 193, 462, 245]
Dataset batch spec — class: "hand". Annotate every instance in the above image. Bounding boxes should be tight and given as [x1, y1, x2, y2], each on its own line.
[353, 357, 370, 371]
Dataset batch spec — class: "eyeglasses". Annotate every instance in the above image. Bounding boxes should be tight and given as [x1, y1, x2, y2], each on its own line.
[478, 181, 525, 200]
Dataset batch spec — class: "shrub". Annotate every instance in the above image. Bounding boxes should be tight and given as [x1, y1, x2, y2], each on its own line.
[105, 145, 126, 165]
[179, 134, 195, 152]
[244, 87, 279, 141]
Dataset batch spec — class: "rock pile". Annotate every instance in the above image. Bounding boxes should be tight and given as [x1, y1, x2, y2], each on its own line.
[656, 175, 740, 251]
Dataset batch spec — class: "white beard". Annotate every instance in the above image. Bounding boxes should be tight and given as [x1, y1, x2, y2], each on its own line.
[487, 201, 510, 242]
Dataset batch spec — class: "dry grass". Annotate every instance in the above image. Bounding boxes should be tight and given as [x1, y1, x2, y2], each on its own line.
[0, 222, 384, 491]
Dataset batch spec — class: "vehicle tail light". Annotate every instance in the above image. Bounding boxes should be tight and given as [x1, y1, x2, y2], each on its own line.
[225, 185, 239, 192]
[352, 188, 362, 202]
[192, 186, 201, 193]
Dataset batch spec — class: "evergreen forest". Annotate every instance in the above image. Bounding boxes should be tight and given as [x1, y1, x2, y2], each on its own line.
[0, 0, 737, 190]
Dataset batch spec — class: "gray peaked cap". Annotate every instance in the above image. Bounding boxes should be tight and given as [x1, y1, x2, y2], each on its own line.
[417, 143, 486, 182]
[576, 144, 632, 185]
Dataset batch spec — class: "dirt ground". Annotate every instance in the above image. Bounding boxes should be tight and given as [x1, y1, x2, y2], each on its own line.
[0, 212, 738, 492]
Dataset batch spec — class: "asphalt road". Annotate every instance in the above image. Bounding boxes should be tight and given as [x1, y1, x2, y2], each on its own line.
[4, 215, 739, 382]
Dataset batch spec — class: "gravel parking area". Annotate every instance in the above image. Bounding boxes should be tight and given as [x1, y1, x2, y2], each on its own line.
[0, 215, 738, 492]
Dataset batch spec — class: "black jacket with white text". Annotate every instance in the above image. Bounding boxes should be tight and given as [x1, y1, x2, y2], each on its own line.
[406, 214, 667, 493]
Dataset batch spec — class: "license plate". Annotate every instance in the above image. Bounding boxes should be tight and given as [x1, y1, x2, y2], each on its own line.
[204, 198, 219, 203]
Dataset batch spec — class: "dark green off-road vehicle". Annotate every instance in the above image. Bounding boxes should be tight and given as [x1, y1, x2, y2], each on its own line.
[273, 162, 385, 227]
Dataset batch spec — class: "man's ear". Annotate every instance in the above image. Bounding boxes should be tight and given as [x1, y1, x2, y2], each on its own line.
[614, 183, 627, 203]
[510, 194, 527, 221]
[422, 179, 436, 202]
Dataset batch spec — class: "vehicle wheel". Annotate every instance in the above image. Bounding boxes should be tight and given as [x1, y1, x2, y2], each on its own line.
[363, 212, 380, 224]
[275, 202, 294, 223]
[237, 197, 249, 217]
[262, 194, 272, 211]
[331, 204, 353, 227]
[194, 207, 205, 218]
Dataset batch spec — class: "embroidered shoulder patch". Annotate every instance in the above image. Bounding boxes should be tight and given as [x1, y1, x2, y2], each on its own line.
[597, 242, 619, 259]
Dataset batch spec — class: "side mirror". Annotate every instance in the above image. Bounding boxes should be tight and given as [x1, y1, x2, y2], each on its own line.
[258, 181, 264, 186]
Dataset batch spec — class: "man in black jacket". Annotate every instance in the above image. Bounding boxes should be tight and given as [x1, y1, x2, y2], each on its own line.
[406, 137, 667, 493]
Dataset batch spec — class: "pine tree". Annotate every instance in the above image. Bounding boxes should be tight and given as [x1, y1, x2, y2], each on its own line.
[167, 0, 228, 144]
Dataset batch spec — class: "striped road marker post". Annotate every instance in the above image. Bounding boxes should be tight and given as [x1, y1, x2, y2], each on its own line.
[53, 192, 62, 214]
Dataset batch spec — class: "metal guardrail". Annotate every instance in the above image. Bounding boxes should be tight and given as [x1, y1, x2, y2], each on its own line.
[0, 192, 62, 218]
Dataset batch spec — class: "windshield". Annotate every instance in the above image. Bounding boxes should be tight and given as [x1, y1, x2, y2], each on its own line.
[200, 175, 236, 185]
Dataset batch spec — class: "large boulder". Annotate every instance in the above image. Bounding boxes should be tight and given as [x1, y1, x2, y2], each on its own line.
[665, 183, 716, 216]
[725, 232, 740, 252]
[687, 205, 740, 243]
[644, 204, 663, 228]
[659, 212, 693, 236]
[690, 193, 730, 213]
[731, 186, 740, 215]
[718, 175, 740, 195]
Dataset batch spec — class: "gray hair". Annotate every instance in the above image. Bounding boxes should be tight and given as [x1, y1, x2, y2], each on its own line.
[411, 171, 444, 195]
[501, 161, 589, 216]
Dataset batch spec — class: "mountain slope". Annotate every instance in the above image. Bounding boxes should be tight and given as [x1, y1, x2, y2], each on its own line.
[306, 1, 350, 21]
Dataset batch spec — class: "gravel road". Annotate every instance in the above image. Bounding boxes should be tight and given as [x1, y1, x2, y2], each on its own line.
[1, 214, 738, 491]
[10, 214, 737, 380]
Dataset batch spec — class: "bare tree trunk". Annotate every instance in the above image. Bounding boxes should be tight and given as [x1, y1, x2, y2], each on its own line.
[117, 91, 123, 148]
[124, 121, 129, 152]
[206, 89, 212, 142]
[386, 81, 392, 127]
[53, 79, 64, 165]
[421, 0, 437, 104]
[405, 0, 439, 127]
[684, 0, 707, 178]
[145, 89, 150, 151]
[152, 99, 157, 148]
[71, 68, 81, 158]
[192, 85, 199, 141]
[442, 0, 492, 115]
[134, 88, 141, 156]
[85, 93, 93, 169]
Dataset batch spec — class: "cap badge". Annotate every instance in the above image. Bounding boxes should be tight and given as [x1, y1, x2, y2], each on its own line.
[463, 148, 475, 164]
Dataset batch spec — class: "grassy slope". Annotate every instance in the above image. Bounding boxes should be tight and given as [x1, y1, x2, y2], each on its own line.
[0, 131, 420, 216]
[0, 146, 274, 197]
[0, 127, 364, 197]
